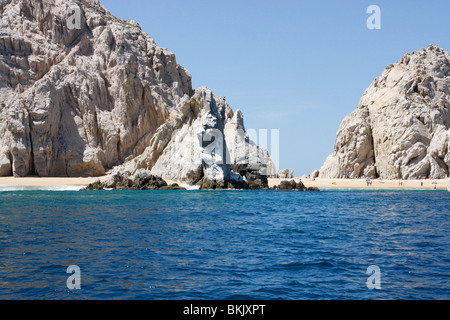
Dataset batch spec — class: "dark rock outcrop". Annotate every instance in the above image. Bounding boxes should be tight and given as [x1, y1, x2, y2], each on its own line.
[83, 171, 185, 190]
[272, 180, 320, 191]
[230, 164, 269, 190]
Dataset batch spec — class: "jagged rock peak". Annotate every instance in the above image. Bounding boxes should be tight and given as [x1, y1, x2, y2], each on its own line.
[319, 45, 450, 179]
[113, 86, 276, 188]
[0, 0, 275, 185]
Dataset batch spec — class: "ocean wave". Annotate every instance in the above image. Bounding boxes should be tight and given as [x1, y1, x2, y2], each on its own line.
[179, 185, 201, 191]
[277, 261, 335, 271]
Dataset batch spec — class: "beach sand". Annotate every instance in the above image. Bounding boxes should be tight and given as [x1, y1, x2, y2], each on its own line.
[0, 176, 109, 187]
[0, 176, 448, 190]
[268, 178, 449, 190]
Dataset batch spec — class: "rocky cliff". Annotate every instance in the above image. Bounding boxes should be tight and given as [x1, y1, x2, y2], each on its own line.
[0, 0, 275, 185]
[114, 87, 275, 187]
[319, 45, 450, 179]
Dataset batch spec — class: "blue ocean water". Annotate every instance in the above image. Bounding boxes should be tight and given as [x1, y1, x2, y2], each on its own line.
[0, 189, 448, 300]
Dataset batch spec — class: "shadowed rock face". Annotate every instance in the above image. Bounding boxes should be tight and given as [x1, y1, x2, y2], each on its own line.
[320, 45, 450, 179]
[0, 0, 274, 184]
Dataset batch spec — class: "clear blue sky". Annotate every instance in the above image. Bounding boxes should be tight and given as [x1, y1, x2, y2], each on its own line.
[100, 0, 450, 175]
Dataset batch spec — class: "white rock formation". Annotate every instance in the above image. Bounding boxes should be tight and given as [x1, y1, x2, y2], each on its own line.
[320, 45, 450, 179]
[114, 87, 275, 186]
[0, 0, 274, 184]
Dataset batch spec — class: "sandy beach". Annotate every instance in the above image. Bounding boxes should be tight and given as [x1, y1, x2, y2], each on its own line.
[269, 178, 449, 190]
[0, 176, 109, 189]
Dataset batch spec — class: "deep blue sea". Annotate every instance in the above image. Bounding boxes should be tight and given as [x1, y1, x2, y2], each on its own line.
[0, 189, 448, 300]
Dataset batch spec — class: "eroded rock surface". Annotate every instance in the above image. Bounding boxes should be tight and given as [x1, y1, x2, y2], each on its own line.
[320, 45, 450, 179]
[0, 0, 275, 187]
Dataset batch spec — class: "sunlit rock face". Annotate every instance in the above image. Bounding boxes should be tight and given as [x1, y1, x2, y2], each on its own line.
[0, 0, 274, 184]
[320, 45, 450, 179]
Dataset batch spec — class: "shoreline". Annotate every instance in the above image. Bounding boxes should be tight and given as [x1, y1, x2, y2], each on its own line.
[268, 178, 449, 191]
[0, 176, 448, 191]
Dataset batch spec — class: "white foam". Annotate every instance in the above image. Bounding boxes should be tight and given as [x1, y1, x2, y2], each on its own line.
[179, 184, 201, 191]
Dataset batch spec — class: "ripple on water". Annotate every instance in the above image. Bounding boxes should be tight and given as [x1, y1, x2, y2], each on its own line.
[0, 190, 448, 299]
